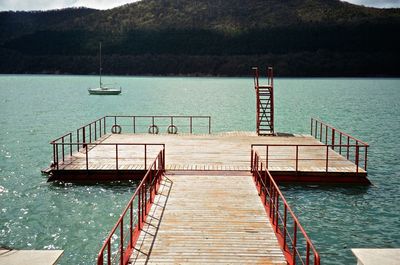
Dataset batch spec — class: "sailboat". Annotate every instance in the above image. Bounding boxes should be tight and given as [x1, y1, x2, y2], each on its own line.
[88, 42, 122, 95]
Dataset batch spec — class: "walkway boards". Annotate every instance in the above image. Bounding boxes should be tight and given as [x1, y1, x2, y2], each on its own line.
[129, 173, 286, 265]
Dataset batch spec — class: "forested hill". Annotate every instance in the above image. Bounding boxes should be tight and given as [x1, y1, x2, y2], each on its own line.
[1, 0, 399, 76]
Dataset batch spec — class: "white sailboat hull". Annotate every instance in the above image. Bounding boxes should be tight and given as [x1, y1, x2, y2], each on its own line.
[88, 87, 121, 95]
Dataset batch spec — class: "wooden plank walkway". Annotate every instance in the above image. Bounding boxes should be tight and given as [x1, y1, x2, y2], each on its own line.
[55, 132, 364, 174]
[129, 173, 286, 265]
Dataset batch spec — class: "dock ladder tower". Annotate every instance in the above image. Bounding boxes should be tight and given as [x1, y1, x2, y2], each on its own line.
[253, 66, 274, 135]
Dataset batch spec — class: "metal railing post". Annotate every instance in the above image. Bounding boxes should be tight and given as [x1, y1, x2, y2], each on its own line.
[52, 142, 56, 167]
[85, 144, 89, 171]
[55, 144, 59, 170]
[138, 189, 142, 230]
[319, 123, 322, 141]
[107, 242, 111, 265]
[120, 220, 123, 265]
[77, 129, 80, 151]
[89, 124, 92, 143]
[283, 205, 287, 251]
[69, 133, 72, 156]
[275, 194, 279, 232]
[130, 202, 133, 247]
[355, 142, 359, 174]
[293, 222, 297, 265]
[325, 126, 328, 144]
[250, 148, 253, 172]
[264, 170, 268, 205]
[295, 145, 299, 172]
[97, 253, 103, 265]
[314, 120, 317, 138]
[83, 127, 86, 146]
[326, 145, 329, 172]
[163, 145, 166, 171]
[310, 118, 313, 136]
[269, 179, 273, 218]
[259, 163, 263, 194]
[144, 144, 147, 169]
[116, 144, 119, 171]
[62, 137, 65, 162]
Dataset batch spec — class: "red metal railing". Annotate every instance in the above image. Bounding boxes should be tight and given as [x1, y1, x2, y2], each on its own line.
[51, 115, 210, 155]
[76, 117, 107, 152]
[97, 149, 165, 265]
[49, 115, 209, 169]
[252, 151, 320, 265]
[105, 115, 211, 134]
[251, 143, 367, 175]
[311, 118, 369, 171]
[50, 117, 107, 166]
[51, 142, 164, 171]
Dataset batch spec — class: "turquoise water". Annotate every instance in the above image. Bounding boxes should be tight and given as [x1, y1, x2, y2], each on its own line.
[0, 75, 399, 264]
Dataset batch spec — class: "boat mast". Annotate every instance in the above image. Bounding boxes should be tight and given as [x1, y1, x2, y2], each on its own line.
[99, 42, 102, 88]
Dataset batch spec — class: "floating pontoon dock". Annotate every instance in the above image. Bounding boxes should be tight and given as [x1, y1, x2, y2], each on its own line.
[43, 116, 368, 184]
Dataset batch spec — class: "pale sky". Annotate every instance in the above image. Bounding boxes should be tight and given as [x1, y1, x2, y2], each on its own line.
[0, 0, 399, 11]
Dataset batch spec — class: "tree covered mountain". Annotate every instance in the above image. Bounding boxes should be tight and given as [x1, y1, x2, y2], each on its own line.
[0, 0, 399, 76]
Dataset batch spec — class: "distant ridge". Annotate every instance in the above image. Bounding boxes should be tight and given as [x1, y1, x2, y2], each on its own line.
[74, 0, 400, 30]
[0, 0, 399, 76]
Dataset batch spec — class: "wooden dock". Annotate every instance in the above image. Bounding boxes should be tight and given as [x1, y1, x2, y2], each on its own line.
[0, 249, 63, 265]
[129, 172, 286, 265]
[48, 132, 367, 183]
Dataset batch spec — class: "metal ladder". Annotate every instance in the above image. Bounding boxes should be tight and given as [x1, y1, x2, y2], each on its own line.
[253, 66, 274, 135]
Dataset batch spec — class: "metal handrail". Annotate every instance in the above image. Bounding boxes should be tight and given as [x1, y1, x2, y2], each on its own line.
[311, 118, 369, 147]
[51, 142, 165, 171]
[48, 115, 210, 170]
[251, 142, 368, 174]
[49, 115, 210, 163]
[106, 115, 211, 134]
[50, 115, 211, 144]
[252, 151, 320, 265]
[97, 149, 165, 265]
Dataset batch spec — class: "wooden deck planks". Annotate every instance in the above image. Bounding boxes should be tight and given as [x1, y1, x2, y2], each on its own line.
[55, 132, 365, 174]
[129, 173, 286, 265]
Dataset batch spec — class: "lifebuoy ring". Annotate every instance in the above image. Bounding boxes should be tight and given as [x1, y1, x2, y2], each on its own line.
[167, 125, 178, 134]
[111, 124, 122, 134]
[148, 125, 159, 134]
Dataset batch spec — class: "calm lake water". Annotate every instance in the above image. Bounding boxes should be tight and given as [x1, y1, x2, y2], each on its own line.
[0, 75, 399, 264]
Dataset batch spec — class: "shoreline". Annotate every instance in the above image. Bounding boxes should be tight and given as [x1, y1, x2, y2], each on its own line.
[0, 73, 399, 78]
